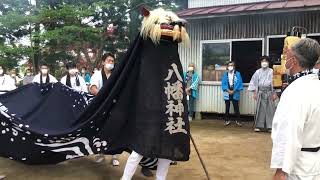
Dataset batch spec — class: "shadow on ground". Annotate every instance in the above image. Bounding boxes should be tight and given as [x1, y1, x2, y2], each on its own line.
[0, 120, 273, 180]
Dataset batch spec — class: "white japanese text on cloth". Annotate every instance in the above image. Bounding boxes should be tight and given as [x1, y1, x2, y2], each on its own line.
[164, 63, 187, 135]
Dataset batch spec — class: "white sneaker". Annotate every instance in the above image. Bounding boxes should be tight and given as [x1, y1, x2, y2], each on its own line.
[0, 175, 6, 180]
[254, 128, 261, 132]
[112, 158, 120, 166]
[95, 155, 105, 163]
[224, 120, 231, 126]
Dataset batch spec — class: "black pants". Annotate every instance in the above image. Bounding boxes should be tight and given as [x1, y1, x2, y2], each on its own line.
[225, 95, 240, 121]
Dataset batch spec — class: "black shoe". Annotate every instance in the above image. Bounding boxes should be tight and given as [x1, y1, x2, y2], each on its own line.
[235, 121, 242, 126]
[170, 161, 177, 165]
[224, 120, 231, 126]
[141, 167, 153, 177]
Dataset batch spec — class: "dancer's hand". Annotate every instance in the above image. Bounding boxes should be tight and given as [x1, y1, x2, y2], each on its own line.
[282, 83, 289, 89]
[89, 85, 99, 96]
[273, 169, 287, 180]
[253, 92, 257, 100]
[185, 88, 191, 95]
[272, 94, 278, 101]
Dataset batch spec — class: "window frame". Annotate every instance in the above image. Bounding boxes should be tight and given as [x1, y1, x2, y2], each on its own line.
[308, 33, 320, 42]
[267, 33, 320, 56]
[200, 38, 264, 84]
[266, 35, 286, 57]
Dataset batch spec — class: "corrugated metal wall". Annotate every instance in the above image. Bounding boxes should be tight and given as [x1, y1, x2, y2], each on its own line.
[178, 11, 320, 115]
[196, 84, 256, 115]
[188, 0, 279, 8]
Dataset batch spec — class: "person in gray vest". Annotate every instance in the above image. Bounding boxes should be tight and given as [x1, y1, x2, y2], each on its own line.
[248, 56, 277, 132]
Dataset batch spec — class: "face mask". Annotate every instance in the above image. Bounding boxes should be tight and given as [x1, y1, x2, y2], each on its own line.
[26, 73, 32, 76]
[11, 74, 16, 78]
[285, 69, 291, 75]
[105, 63, 114, 70]
[81, 70, 86, 73]
[285, 57, 294, 75]
[228, 66, 234, 71]
[261, 62, 269, 68]
[69, 69, 78, 75]
[188, 67, 194, 71]
[41, 69, 48, 75]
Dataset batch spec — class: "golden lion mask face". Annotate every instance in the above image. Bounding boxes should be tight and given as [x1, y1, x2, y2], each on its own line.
[140, 8, 190, 45]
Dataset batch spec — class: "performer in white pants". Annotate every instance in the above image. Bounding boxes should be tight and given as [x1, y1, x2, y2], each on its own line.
[121, 7, 191, 180]
[121, 151, 171, 180]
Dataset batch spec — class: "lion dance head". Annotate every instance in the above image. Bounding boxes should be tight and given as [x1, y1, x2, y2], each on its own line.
[140, 7, 190, 45]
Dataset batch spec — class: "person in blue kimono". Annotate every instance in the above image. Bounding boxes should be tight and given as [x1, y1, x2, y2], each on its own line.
[184, 63, 199, 121]
[221, 61, 244, 126]
[80, 66, 91, 85]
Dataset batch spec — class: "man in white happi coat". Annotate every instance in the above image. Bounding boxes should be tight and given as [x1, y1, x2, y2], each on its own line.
[89, 53, 120, 166]
[0, 65, 16, 94]
[271, 38, 320, 180]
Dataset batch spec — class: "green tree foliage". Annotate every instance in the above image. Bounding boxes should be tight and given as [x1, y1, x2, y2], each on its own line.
[0, 0, 186, 74]
[0, 0, 33, 70]
[37, 3, 105, 69]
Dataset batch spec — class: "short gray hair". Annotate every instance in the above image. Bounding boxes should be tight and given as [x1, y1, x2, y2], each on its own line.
[291, 38, 320, 69]
[316, 58, 320, 66]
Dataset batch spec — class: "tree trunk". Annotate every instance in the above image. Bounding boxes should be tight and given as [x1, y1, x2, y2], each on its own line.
[33, 0, 40, 73]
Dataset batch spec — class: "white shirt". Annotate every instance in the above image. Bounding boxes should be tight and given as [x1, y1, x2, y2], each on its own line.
[32, 73, 58, 84]
[11, 76, 22, 84]
[248, 68, 273, 91]
[0, 74, 16, 94]
[89, 70, 110, 92]
[271, 74, 320, 176]
[228, 71, 234, 87]
[60, 75, 88, 93]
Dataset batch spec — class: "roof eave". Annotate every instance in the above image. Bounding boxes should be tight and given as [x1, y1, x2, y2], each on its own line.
[179, 7, 320, 20]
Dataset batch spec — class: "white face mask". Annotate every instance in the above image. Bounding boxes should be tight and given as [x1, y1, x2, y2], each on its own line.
[81, 70, 86, 73]
[285, 69, 291, 75]
[69, 69, 78, 75]
[285, 57, 295, 75]
[105, 63, 114, 70]
[261, 62, 269, 68]
[26, 73, 32, 76]
[11, 74, 16, 78]
[228, 66, 234, 71]
[188, 67, 194, 71]
[41, 69, 48, 75]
